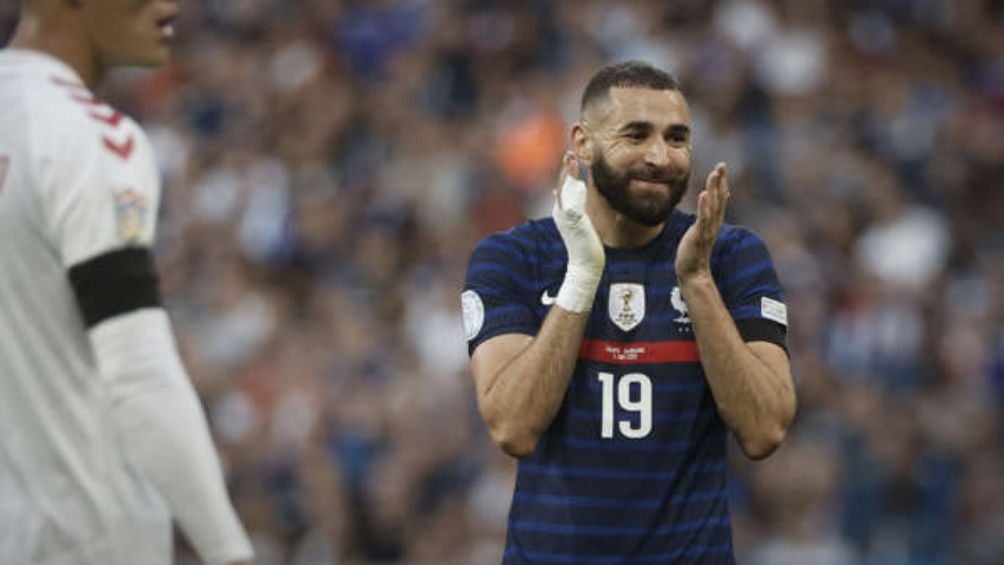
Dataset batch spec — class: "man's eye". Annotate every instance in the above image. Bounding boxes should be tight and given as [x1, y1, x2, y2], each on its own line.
[627, 131, 646, 141]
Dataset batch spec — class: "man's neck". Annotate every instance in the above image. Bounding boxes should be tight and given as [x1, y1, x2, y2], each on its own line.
[585, 188, 665, 249]
[9, 15, 101, 88]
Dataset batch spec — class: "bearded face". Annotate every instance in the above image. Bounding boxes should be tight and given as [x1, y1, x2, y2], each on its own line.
[590, 148, 690, 227]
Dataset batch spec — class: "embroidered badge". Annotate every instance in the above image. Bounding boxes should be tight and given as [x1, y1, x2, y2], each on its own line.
[609, 283, 645, 332]
[113, 189, 147, 243]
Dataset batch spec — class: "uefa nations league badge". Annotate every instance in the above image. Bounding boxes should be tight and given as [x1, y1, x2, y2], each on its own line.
[113, 188, 148, 243]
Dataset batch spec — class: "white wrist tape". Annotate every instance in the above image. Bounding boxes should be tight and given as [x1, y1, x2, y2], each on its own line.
[556, 263, 602, 313]
[552, 174, 604, 313]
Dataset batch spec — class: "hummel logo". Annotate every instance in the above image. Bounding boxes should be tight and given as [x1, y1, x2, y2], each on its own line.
[102, 135, 135, 160]
[89, 109, 124, 128]
[541, 289, 557, 306]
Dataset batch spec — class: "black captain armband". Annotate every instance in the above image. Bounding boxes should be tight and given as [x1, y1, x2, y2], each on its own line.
[68, 247, 162, 328]
[735, 318, 788, 355]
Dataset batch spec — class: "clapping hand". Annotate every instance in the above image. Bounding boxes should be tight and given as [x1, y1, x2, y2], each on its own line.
[675, 162, 729, 283]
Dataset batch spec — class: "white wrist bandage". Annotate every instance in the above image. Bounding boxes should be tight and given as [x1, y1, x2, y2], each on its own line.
[552, 174, 604, 313]
[556, 263, 602, 313]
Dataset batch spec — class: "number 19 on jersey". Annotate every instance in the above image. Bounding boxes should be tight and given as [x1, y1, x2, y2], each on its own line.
[597, 372, 652, 439]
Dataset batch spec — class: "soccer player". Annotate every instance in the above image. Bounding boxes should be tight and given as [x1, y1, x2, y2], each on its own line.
[462, 61, 797, 563]
[0, 2, 253, 564]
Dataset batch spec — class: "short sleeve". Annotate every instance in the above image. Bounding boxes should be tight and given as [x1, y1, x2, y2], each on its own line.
[712, 227, 788, 348]
[463, 233, 540, 355]
[47, 124, 160, 269]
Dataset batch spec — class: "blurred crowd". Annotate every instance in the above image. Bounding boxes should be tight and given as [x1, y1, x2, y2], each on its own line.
[3, 0, 1003, 563]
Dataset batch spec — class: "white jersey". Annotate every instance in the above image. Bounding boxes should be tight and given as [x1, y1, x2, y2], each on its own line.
[0, 50, 172, 565]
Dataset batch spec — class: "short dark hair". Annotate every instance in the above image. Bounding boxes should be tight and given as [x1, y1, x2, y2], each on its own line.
[580, 61, 681, 112]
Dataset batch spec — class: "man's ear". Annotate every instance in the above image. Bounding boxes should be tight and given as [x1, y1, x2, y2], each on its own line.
[570, 123, 594, 165]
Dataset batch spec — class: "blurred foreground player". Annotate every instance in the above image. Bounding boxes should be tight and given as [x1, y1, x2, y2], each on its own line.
[463, 61, 797, 563]
[0, 1, 253, 564]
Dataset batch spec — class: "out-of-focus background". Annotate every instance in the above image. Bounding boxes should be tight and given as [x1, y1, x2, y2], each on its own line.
[3, 0, 1003, 563]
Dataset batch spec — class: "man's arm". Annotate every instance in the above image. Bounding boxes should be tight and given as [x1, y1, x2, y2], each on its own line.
[72, 254, 256, 565]
[89, 307, 255, 565]
[678, 278, 794, 459]
[471, 309, 588, 458]
[52, 128, 254, 563]
[675, 163, 796, 459]
[469, 153, 605, 458]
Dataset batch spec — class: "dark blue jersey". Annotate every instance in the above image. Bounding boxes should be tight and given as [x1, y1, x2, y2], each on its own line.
[462, 209, 788, 565]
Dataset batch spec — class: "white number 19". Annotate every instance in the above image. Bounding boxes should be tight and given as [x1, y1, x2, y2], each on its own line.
[598, 372, 652, 439]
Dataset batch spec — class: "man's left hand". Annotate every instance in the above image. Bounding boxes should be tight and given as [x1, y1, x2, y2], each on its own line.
[675, 162, 730, 283]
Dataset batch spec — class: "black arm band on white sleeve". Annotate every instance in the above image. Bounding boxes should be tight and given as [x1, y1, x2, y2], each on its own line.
[735, 318, 788, 355]
[68, 247, 162, 328]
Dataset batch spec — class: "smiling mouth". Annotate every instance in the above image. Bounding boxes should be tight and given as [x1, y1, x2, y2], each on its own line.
[630, 179, 670, 190]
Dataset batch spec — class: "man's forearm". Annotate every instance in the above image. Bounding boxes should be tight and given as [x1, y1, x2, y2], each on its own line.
[91, 310, 254, 564]
[680, 275, 794, 458]
[472, 153, 602, 458]
[480, 307, 589, 457]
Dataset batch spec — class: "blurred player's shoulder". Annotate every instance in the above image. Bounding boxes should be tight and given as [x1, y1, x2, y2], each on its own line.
[0, 49, 157, 217]
[1, 50, 100, 139]
[0, 50, 147, 170]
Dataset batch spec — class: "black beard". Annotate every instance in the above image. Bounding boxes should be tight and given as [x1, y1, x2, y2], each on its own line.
[590, 152, 689, 227]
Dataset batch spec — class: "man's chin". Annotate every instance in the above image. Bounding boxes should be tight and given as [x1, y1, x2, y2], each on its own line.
[629, 210, 673, 227]
[626, 193, 686, 226]
[621, 199, 673, 226]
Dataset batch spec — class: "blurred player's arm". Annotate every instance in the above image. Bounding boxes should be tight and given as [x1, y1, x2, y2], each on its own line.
[675, 163, 796, 460]
[51, 127, 254, 563]
[73, 251, 254, 565]
[471, 154, 604, 458]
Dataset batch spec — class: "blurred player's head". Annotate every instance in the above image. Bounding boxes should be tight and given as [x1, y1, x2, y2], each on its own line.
[574, 61, 692, 227]
[14, 0, 178, 85]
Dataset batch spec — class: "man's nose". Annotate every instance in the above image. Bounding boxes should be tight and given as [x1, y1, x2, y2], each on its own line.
[644, 138, 671, 167]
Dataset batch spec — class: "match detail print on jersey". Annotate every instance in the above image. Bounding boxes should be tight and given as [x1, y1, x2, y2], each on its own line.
[580, 339, 700, 365]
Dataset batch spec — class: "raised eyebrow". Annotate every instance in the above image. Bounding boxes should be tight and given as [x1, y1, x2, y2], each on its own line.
[617, 122, 691, 136]
[619, 121, 653, 133]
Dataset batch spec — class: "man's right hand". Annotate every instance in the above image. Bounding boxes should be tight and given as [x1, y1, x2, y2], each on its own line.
[552, 152, 605, 313]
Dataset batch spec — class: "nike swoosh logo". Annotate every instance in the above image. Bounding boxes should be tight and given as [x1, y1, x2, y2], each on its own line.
[541, 290, 557, 306]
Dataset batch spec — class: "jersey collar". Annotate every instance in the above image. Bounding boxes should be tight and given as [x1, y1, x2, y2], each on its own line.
[2, 48, 89, 91]
[603, 209, 691, 261]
